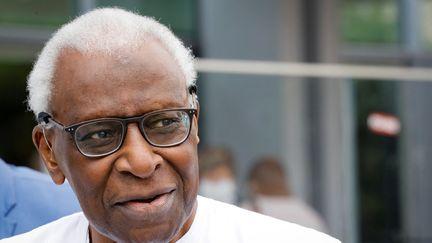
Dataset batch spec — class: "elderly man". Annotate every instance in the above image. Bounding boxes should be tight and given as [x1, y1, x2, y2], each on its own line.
[1, 8, 340, 243]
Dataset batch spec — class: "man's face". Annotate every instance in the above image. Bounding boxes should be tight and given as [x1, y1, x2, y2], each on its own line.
[46, 39, 199, 242]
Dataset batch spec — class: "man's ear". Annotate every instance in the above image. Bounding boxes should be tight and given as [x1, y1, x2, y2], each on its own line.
[195, 99, 200, 121]
[32, 125, 66, 185]
[193, 101, 200, 144]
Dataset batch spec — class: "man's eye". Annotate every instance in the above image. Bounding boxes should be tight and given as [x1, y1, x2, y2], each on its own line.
[91, 131, 113, 139]
[152, 118, 180, 128]
[79, 130, 115, 141]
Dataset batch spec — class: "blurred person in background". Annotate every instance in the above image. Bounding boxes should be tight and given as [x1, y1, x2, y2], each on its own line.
[198, 147, 238, 204]
[242, 156, 328, 232]
[0, 158, 80, 239]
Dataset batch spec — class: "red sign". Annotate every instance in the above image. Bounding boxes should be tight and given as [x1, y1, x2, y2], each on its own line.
[367, 112, 401, 137]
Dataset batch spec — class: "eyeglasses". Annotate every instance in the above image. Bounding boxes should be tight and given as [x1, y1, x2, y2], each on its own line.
[38, 108, 197, 158]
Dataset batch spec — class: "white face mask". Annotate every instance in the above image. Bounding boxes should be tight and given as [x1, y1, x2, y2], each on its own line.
[199, 179, 237, 204]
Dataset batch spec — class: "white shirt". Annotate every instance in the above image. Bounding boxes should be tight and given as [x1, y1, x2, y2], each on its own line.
[0, 196, 340, 243]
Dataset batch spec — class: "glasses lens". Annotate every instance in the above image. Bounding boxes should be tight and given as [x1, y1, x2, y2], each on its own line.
[75, 120, 123, 156]
[142, 110, 191, 146]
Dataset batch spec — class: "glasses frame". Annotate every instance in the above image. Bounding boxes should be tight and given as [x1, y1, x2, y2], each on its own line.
[38, 108, 197, 158]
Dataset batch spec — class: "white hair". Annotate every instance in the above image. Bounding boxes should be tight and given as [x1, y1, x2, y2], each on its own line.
[27, 7, 196, 117]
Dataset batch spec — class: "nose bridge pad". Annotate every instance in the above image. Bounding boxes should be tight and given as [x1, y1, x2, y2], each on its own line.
[115, 123, 161, 178]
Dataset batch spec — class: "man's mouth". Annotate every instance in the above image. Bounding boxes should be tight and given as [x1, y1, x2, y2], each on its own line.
[126, 191, 172, 204]
[113, 188, 176, 216]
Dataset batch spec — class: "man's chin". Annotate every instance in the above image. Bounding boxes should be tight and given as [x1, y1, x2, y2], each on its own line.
[96, 205, 191, 242]
[86, 192, 198, 242]
[91, 220, 182, 243]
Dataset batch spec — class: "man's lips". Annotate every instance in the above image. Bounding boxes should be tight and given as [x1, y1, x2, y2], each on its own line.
[114, 187, 176, 206]
[112, 187, 177, 219]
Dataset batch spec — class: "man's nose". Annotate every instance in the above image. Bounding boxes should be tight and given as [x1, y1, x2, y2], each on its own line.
[114, 123, 162, 178]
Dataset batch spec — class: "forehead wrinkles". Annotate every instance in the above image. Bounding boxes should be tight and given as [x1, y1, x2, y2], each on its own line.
[50, 45, 188, 122]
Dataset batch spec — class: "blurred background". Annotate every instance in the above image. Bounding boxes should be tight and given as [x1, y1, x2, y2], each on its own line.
[1, 0, 432, 242]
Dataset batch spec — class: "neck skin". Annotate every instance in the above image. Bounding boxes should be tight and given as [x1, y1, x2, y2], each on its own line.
[89, 202, 197, 243]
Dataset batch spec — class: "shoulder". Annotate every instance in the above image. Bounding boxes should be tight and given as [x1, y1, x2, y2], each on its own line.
[11, 164, 55, 185]
[2, 160, 64, 193]
[0, 212, 88, 243]
[6, 163, 81, 232]
[197, 196, 341, 243]
[10, 163, 79, 210]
